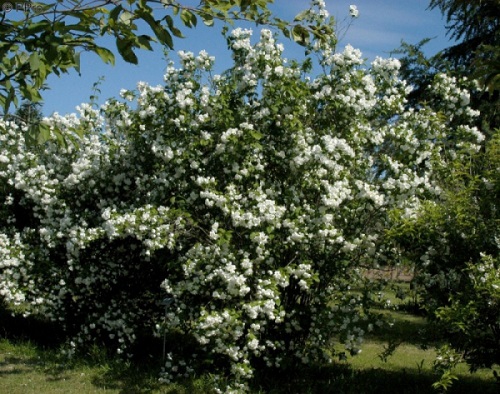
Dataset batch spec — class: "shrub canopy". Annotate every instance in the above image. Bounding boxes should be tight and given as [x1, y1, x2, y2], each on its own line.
[0, 2, 484, 391]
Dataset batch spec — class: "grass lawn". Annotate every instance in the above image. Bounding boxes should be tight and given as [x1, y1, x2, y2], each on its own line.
[343, 311, 499, 394]
[1, 282, 499, 393]
[0, 339, 158, 394]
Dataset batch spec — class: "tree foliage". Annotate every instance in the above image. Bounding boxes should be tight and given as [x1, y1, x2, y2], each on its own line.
[389, 2, 500, 380]
[429, 0, 500, 67]
[0, 0, 335, 117]
[396, 0, 499, 136]
[427, 0, 500, 132]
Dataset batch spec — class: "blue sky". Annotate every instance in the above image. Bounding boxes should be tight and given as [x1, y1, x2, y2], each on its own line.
[41, 0, 452, 116]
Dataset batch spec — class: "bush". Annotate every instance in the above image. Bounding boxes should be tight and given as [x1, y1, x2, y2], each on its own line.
[388, 93, 499, 379]
[0, 2, 483, 391]
[435, 254, 500, 370]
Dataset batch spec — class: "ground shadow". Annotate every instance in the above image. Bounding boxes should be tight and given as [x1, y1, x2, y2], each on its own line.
[367, 310, 440, 349]
[252, 363, 499, 394]
[0, 302, 65, 347]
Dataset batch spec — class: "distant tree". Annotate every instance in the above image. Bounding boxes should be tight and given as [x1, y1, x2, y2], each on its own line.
[395, 1, 499, 132]
[12, 101, 45, 146]
[392, 38, 451, 108]
[13, 101, 43, 125]
[431, 0, 500, 130]
[429, 0, 500, 68]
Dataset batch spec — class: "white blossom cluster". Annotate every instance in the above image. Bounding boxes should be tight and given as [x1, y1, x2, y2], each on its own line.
[0, 1, 484, 391]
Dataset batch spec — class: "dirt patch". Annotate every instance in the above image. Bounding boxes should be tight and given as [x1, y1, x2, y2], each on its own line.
[363, 267, 414, 282]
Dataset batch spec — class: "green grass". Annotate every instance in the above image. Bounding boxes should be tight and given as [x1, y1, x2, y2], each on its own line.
[1, 284, 499, 393]
[345, 312, 499, 394]
[0, 338, 220, 394]
[0, 339, 152, 393]
[338, 280, 499, 393]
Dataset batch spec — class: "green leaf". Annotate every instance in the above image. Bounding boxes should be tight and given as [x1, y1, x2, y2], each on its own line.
[29, 52, 40, 71]
[292, 25, 310, 46]
[201, 13, 214, 27]
[180, 9, 197, 28]
[240, 0, 251, 12]
[37, 123, 51, 144]
[250, 130, 263, 140]
[116, 37, 138, 64]
[94, 46, 115, 65]
[137, 35, 153, 50]
[165, 15, 184, 38]
[2, 80, 17, 114]
[139, 11, 174, 49]
[109, 4, 123, 22]
[72, 125, 86, 138]
[74, 51, 81, 75]
[119, 10, 134, 25]
[156, 25, 174, 49]
[19, 83, 42, 103]
[0, 93, 8, 115]
[293, 10, 309, 22]
[23, 21, 50, 36]
[59, 23, 94, 35]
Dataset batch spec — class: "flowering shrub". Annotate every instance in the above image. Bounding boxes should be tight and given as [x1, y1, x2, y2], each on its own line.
[0, 1, 483, 391]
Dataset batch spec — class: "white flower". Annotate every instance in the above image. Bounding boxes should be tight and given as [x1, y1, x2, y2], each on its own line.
[349, 5, 359, 18]
[247, 338, 259, 350]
